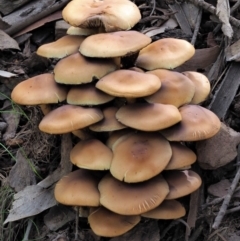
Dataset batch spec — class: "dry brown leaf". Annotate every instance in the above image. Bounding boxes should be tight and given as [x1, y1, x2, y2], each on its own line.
[216, 0, 233, 38]
[0, 29, 20, 50]
[225, 39, 240, 61]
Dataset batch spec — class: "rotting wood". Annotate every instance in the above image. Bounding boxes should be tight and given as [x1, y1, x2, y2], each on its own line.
[0, 0, 31, 15]
[3, 0, 70, 36]
[208, 62, 240, 120]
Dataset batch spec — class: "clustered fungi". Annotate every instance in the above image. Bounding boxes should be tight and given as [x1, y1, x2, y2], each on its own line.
[11, 0, 221, 238]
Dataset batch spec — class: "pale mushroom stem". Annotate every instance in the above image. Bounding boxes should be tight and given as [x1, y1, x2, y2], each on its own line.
[74, 206, 79, 241]
[39, 104, 51, 115]
[72, 129, 93, 140]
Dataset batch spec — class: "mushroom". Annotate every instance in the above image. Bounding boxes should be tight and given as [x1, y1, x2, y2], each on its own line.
[136, 38, 195, 70]
[70, 139, 113, 170]
[116, 102, 182, 131]
[37, 35, 85, 59]
[39, 104, 103, 134]
[160, 105, 221, 141]
[11, 73, 68, 115]
[62, 0, 141, 32]
[67, 26, 99, 36]
[110, 132, 172, 183]
[88, 206, 141, 237]
[98, 173, 169, 215]
[54, 52, 117, 85]
[145, 69, 195, 107]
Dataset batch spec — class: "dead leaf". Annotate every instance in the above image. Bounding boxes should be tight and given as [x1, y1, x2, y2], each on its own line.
[0, 70, 17, 78]
[4, 185, 56, 224]
[216, 0, 233, 38]
[196, 123, 240, 169]
[225, 39, 240, 61]
[208, 179, 231, 197]
[0, 29, 20, 50]
[8, 149, 36, 192]
[143, 18, 178, 37]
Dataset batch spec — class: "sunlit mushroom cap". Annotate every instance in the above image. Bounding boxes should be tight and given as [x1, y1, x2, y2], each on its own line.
[67, 26, 99, 36]
[145, 69, 195, 107]
[136, 38, 195, 70]
[160, 105, 221, 141]
[80, 31, 151, 58]
[116, 103, 182, 131]
[165, 142, 197, 170]
[11, 73, 67, 105]
[182, 71, 211, 104]
[67, 84, 114, 106]
[62, 0, 141, 32]
[164, 170, 202, 199]
[96, 70, 161, 98]
[141, 200, 186, 219]
[39, 105, 103, 134]
[70, 139, 113, 170]
[89, 107, 126, 132]
[89, 207, 141, 237]
[54, 52, 117, 85]
[110, 132, 172, 183]
[37, 35, 85, 58]
[99, 173, 169, 215]
[54, 169, 101, 206]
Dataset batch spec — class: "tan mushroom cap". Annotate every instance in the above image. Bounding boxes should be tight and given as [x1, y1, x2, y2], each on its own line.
[62, 0, 141, 32]
[116, 103, 182, 131]
[182, 71, 211, 104]
[54, 169, 100, 206]
[164, 170, 202, 199]
[141, 200, 186, 219]
[89, 107, 126, 132]
[39, 105, 103, 134]
[67, 84, 114, 106]
[89, 207, 141, 237]
[37, 35, 85, 59]
[165, 142, 197, 170]
[145, 69, 195, 107]
[54, 52, 117, 85]
[96, 70, 161, 98]
[70, 139, 113, 170]
[136, 38, 195, 70]
[160, 105, 221, 141]
[110, 132, 172, 183]
[11, 73, 67, 105]
[80, 31, 151, 58]
[99, 173, 169, 215]
[67, 26, 99, 36]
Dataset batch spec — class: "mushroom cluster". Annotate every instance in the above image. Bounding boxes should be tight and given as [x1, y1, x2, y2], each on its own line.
[10, 0, 221, 238]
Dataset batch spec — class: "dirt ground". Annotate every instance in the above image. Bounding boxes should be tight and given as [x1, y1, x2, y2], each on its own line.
[1, 0, 240, 241]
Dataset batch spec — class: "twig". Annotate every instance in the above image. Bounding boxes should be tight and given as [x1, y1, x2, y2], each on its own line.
[212, 146, 240, 229]
[22, 218, 33, 241]
[191, 8, 202, 45]
[187, 0, 240, 28]
[189, 225, 204, 241]
[149, 0, 156, 16]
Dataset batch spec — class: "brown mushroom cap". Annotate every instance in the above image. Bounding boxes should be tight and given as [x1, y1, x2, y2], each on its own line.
[116, 103, 182, 131]
[89, 207, 141, 237]
[99, 173, 169, 215]
[67, 84, 114, 106]
[70, 139, 113, 170]
[89, 107, 126, 132]
[80, 31, 151, 58]
[39, 105, 103, 134]
[62, 0, 141, 32]
[141, 200, 186, 219]
[182, 71, 211, 104]
[11, 73, 67, 105]
[96, 70, 161, 98]
[145, 69, 195, 107]
[160, 105, 221, 141]
[164, 170, 202, 199]
[136, 38, 195, 70]
[54, 52, 117, 85]
[37, 35, 85, 58]
[165, 142, 197, 170]
[110, 132, 172, 183]
[54, 169, 100, 206]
